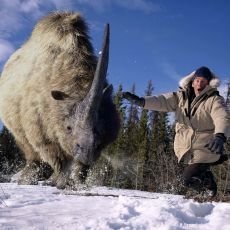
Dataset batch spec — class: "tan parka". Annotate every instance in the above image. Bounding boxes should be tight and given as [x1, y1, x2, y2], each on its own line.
[144, 73, 230, 164]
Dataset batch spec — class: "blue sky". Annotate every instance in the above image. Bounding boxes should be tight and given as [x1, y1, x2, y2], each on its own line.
[0, 0, 230, 98]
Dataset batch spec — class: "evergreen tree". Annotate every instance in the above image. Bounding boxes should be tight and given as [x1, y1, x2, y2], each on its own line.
[226, 81, 230, 109]
[112, 84, 128, 150]
[213, 81, 230, 195]
[136, 80, 153, 190]
[106, 84, 129, 187]
[141, 81, 174, 192]
[120, 84, 140, 188]
[0, 126, 25, 182]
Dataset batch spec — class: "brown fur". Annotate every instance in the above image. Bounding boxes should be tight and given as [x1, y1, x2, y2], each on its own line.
[0, 12, 120, 188]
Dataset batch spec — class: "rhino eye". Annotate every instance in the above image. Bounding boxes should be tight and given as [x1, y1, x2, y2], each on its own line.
[66, 126, 72, 133]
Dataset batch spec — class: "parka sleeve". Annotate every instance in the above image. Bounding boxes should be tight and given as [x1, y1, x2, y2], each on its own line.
[143, 92, 178, 112]
[210, 96, 230, 137]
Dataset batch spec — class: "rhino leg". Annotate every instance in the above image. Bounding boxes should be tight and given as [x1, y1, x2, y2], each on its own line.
[69, 160, 90, 184]
[38, 143, 71, 188]
[18, 161, 53, 185]
[46, 171, 68, 189]
[33, 142, 64, 173]
[16, 139, 52, 184]
[44, 159, 70, 189]
[50, 160, 90, 190]
[44, 160, 70, 189]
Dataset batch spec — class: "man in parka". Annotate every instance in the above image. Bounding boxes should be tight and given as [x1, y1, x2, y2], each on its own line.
[122, 66, 230, 198]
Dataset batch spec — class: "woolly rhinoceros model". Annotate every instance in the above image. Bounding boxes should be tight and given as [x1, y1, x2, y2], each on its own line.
[0, 12, 120, 189]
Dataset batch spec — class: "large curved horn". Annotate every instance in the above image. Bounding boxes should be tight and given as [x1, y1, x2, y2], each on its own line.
[76, 24, 110, 126]
[89, 23, 110, 102]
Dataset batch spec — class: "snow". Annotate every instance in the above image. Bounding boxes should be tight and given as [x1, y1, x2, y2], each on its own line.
[0, 183, 230, 230]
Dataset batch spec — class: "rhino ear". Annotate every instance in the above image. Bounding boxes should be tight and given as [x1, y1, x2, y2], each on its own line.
[51, 90, 70, 100]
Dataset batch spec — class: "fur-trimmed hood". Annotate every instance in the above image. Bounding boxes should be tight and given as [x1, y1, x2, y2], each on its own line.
[179, 70, 221, 89]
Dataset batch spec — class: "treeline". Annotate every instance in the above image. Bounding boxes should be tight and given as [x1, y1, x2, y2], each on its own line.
[90, 81, 230, 196]
[92, 81, 183, 194]
[0, 81, 230, 197]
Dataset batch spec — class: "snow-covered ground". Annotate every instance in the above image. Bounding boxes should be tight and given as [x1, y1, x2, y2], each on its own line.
[0, 183, 230, 230]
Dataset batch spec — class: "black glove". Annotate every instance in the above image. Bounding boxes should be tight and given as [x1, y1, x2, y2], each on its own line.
[122, 92, 145, 107]
[205, 133, 226, 154]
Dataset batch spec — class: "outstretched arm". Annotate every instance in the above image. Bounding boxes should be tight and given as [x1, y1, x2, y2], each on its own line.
[122, 92, 145, 107]
[144, 92, 179, 112]
[122, 91, 179, 112]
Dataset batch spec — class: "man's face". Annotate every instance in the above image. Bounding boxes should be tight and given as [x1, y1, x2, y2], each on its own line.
[192, 76, 209, 96]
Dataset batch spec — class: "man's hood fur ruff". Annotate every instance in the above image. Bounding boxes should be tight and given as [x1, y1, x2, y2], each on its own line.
[179, 70, 220, 89]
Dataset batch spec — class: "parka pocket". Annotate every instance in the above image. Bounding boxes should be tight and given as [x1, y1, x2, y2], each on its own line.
[174, 123, 194, 157]
[192, 131, 214, 150]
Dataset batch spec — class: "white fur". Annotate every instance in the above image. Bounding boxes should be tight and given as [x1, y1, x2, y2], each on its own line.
[179, 70, 220, 89]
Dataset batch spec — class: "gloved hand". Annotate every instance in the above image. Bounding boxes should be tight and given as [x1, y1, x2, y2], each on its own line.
[205, 133, 226, 154]
[122, 92, 145, 107]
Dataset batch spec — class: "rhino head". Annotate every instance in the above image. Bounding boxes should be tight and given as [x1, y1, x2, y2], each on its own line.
[51, 24, 116, 166]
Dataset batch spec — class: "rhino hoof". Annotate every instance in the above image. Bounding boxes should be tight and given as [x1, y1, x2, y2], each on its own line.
[70, 162, 89, 181]
[17, 162, 40, 185]
[17, 161, 53, 185]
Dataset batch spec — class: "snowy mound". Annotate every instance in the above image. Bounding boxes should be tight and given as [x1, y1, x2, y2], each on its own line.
[0, 183, 230, 229]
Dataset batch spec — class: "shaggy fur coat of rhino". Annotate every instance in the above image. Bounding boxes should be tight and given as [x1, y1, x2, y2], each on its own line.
[0, 12, 120, 189]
